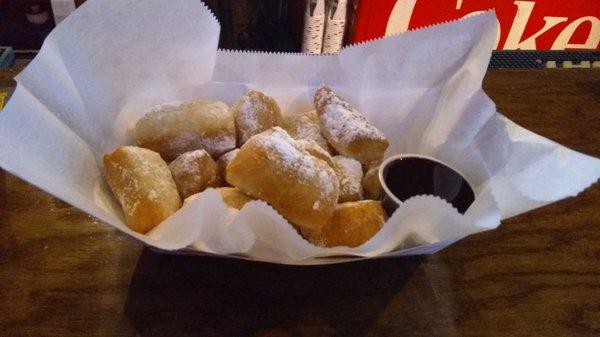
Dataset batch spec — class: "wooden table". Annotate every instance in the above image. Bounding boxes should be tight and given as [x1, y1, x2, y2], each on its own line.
[1, 69, 599, 337]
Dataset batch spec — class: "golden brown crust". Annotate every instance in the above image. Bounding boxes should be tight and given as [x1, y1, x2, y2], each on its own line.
[303, 200, 386, 247]
[169, 150, 221, 199]
[133, 101, 236, 161]
[103, 146, 182, 234]
[226, 127, 339, 231]
[217, 187, 255, 209]
[231, 91, 283, 145]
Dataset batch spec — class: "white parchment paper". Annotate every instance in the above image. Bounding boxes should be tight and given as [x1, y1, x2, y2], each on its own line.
[0, 0, 598, 265]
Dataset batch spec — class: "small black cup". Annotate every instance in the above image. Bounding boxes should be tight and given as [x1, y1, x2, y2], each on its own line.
[379, 155, 475, 216]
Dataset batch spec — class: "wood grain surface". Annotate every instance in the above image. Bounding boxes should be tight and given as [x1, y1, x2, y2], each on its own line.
[0, 69, 599, 337]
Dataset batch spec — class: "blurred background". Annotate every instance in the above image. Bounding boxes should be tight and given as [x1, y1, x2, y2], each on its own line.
[0, 0, 308, 52]
[0, 0, 598, 77]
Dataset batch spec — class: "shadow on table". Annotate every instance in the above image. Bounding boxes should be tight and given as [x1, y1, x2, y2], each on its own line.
[124, 248, 423, 337]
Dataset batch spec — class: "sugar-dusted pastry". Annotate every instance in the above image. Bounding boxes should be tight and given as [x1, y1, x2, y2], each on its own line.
[231, 90, 282, 145]
[314, 86, 389, 166]
[362, 166, 383, 200]
[216, 148, 239, 185]
[227, 127, 339, 231]
[217, 187, 255, 210]
[332, 155, 363, 202]
[169, 149, 221, 199]
[303, 200, 386, 247]
[295, 139, 334, 169]
[282, 110, 330, 152]
[133, 101, 236, 161]
[103, 146, 182, 234]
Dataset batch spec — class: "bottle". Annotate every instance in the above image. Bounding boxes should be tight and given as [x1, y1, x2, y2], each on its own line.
[301, 0, 326, 54]
[322, 0, 348, 54]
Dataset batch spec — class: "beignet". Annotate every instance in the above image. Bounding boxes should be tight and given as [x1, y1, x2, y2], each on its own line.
[226, 127, 339, 231]
[169, 149, 221, 199]
[103, 146, 182, 234]
[314, 86, 388, 166]
[231, 90, 282, 145]
[303, 200, 386, 247]
[133, 101, 236, 161]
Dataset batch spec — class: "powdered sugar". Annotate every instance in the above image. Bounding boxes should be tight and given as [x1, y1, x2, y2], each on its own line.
[315, 86, 386, 145]
[134, 100, 236, 160]
[146, 101, 229, 120]
[235, 95, 261, 139]
[168, 132, 235, 158]
[251, 127, 337, 198]
[294, 114, 328, 148]
[233, 91, 281, 144]
[168, 149, 220, 198]
[332, 155, 364, 201]
[108, 146, 179, 214]
[321, 103, 386, 144]
[295, 115, 320, 139]
[143, 100, 185, 115]
[315, 86, 351, 111]
[294, 139, 333, 167]
[169, 149, 210, 177]
[282, 110, 330, 152]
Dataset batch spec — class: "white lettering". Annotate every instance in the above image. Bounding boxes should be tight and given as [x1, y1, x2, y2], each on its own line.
[551, 16, 600, 50]
[385, 0, 417, 36]
[504, 1, 568, 50]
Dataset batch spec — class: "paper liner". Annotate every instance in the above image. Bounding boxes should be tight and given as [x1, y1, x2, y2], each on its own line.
[481, 117, 600, 219]
[160, 191, 495, 265]
[0, 1, 599, 264]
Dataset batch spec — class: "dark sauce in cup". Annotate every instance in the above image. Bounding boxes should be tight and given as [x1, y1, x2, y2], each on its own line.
[382, 157, 475, 214]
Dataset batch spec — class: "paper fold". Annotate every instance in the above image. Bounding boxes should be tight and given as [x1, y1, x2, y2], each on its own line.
[0, 2, 598, 265]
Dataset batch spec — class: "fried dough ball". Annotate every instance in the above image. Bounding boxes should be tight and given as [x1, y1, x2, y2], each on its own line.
[231, 90, 282, 145]
[104, 146, 182, 234]
[303, 200, 386, 247]
[226, 127, 339, 231]
[169, 149, 221, 199]
[133, 101, 236, 161]
[314, 86, 388, 166]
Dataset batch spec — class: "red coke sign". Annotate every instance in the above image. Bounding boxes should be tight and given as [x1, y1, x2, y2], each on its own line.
[349, 0, 600, 50]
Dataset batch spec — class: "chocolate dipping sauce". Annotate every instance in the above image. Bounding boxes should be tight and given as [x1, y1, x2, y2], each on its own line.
[382, 157, 475, 214]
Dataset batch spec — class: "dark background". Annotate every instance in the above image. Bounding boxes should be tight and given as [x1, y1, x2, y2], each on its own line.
[2, 0, 597, 69]
[0, 0, 306, 52]
[0, 0, 56, 50]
